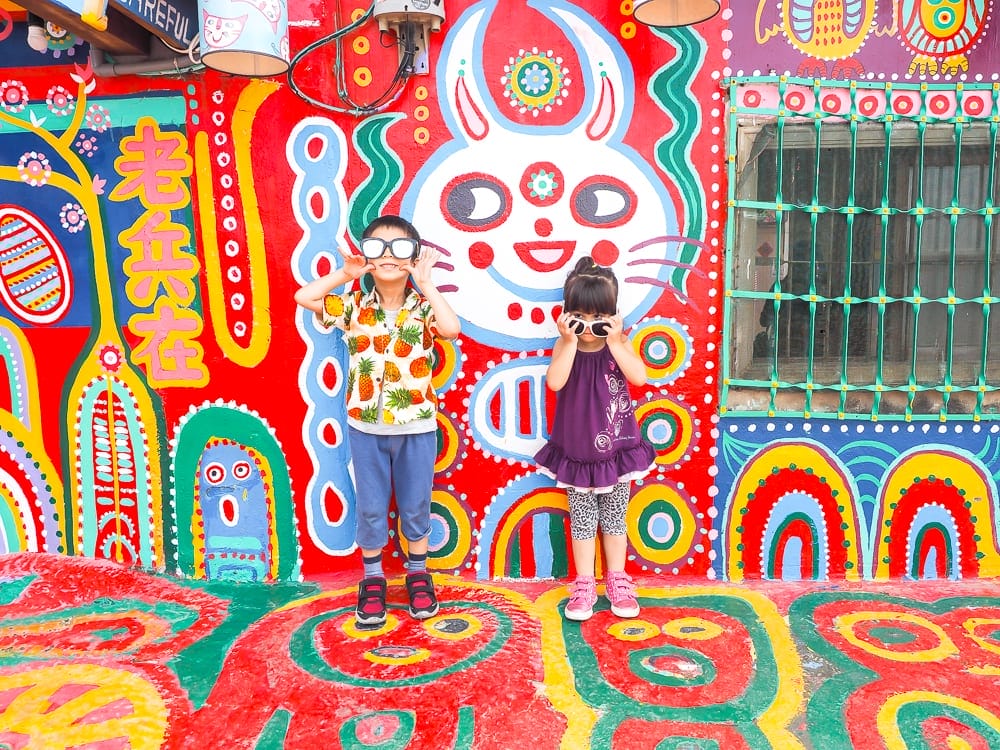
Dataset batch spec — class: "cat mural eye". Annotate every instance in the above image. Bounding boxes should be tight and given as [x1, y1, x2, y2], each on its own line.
[359, 237, 421, 260]
[567, 316, 611, 337]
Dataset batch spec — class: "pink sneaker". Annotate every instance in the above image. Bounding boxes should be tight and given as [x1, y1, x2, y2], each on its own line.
[605, 571, 640, 618]
[564, 576, 597, 621]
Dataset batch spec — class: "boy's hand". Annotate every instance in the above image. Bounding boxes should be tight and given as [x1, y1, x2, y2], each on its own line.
[338, 246, 374, 279]
[404, 248, 441, 288]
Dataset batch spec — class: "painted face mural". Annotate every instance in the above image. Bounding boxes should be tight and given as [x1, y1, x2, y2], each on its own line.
[797, 592, 1000, 748]
[542, 586, 801, 747]
[191, 582, 565, 747]
[404, 0, 691, 349]
[196, 440, 274, 582]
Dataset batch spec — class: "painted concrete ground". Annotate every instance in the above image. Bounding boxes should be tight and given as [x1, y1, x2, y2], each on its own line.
[0, 555, 998, 748]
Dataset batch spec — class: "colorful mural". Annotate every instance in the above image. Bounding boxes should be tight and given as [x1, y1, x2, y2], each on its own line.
[0, 0, 999, 591]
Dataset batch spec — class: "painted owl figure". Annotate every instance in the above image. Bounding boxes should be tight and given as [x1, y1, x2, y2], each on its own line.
[196, 440, 275, 581]
[894, 0, 990, 75]
[758, 0, 876, 77]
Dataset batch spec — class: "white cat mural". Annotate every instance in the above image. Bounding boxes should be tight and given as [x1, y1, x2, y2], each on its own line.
[234, 0, 283, 33]
[403, 0, 694, 349]
[201, 12, 248, 50]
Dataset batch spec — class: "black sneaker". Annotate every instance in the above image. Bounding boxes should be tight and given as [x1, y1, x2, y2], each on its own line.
[355, 576, 387, 626]
[405, 572, 439, 619]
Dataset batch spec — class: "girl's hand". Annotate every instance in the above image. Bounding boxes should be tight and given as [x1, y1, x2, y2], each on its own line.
[604, 313, 626, 342]
[404, 247, 440, 287]
[555, 312, 579, 342]
[338, 246, 375, 279]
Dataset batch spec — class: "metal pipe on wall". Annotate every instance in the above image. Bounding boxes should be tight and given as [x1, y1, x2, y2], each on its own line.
[89, 42, 201, 76]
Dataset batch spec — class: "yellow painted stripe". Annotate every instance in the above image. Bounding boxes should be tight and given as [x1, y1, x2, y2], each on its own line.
[195, 80, 277, 368]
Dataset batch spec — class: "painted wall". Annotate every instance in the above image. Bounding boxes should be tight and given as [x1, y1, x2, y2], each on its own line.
[0, 0, 997, 584]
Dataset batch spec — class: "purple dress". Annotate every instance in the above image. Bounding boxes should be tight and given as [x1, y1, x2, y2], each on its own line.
[534, 346, 656, 493]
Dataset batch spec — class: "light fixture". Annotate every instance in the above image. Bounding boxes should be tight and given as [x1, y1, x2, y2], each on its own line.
[198, 0, 290, 76]
[632, 0, 720, 27]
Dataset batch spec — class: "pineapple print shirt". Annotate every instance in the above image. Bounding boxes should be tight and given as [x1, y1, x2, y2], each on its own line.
[320, 287, 440, 432]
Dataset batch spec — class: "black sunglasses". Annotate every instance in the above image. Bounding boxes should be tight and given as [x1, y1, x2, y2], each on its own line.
[359, 237, 421, 260]
[568, 316, 611, 337]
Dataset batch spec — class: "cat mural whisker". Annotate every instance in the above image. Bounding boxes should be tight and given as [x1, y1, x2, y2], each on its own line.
[626, 256, 709, 279]
[623, 276, 700, 312]
[420, 240, 454, 257]
[627, 234, 708, 254]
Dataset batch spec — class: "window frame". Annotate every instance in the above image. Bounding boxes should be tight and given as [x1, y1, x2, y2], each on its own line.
[723, 78, 1000, 421]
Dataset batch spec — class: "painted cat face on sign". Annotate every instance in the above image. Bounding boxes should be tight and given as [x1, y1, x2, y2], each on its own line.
[201, 12, 247, 49]
[234, 0, 283, 32]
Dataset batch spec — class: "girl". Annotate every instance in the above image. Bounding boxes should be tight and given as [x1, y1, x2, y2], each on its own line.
[535, 257, 656, 621]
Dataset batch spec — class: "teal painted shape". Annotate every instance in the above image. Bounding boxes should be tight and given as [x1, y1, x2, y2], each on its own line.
[0, 597, 200, 668]
[650, 25, 707, 288]
[0, 496, 25, 553]
[0, 575, 35, 605]
[18, 96, 188, 130]
[629, 644, 717, 687]
[169, 579, 318, 707]
[254, 708, 292, 749]
[454, 705, 475, 749]
[339, 710, 415, 749]
[349, 114, 406, 244]
[897, 700, 1000, 747]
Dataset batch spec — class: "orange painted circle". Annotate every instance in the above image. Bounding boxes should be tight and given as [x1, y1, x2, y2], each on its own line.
[354, 67, 372, 87]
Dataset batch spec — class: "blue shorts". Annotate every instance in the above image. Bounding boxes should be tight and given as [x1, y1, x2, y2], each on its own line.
[348, 428, 437, 550]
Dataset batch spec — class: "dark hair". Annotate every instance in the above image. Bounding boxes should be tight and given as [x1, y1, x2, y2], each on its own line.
[362, 214, 420, 243]
[563, 257, 618, 315]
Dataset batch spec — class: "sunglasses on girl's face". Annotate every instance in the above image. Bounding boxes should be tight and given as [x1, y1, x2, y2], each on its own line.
[359, 237, 421, 260]
[567, 316, 611, 337]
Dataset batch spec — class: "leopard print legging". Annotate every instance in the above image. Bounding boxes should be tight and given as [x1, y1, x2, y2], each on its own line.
[567, 481, 630, 540]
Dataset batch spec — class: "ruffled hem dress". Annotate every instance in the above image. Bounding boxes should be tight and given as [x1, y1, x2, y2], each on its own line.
[534, 346, 656, 493]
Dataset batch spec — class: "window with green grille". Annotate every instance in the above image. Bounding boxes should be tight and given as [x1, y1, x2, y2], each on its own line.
[723, 79, 1000, 421]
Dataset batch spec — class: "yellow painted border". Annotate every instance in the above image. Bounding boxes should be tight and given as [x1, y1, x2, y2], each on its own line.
[878, 691, 1000, 749]
[194, 80, 278, 368]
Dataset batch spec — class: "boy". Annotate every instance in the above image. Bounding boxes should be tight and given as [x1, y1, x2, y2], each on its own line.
[294, 215, 461, 626]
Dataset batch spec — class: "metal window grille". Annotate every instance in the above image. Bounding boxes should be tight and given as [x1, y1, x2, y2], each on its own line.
[723, 77, 1000, 421]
